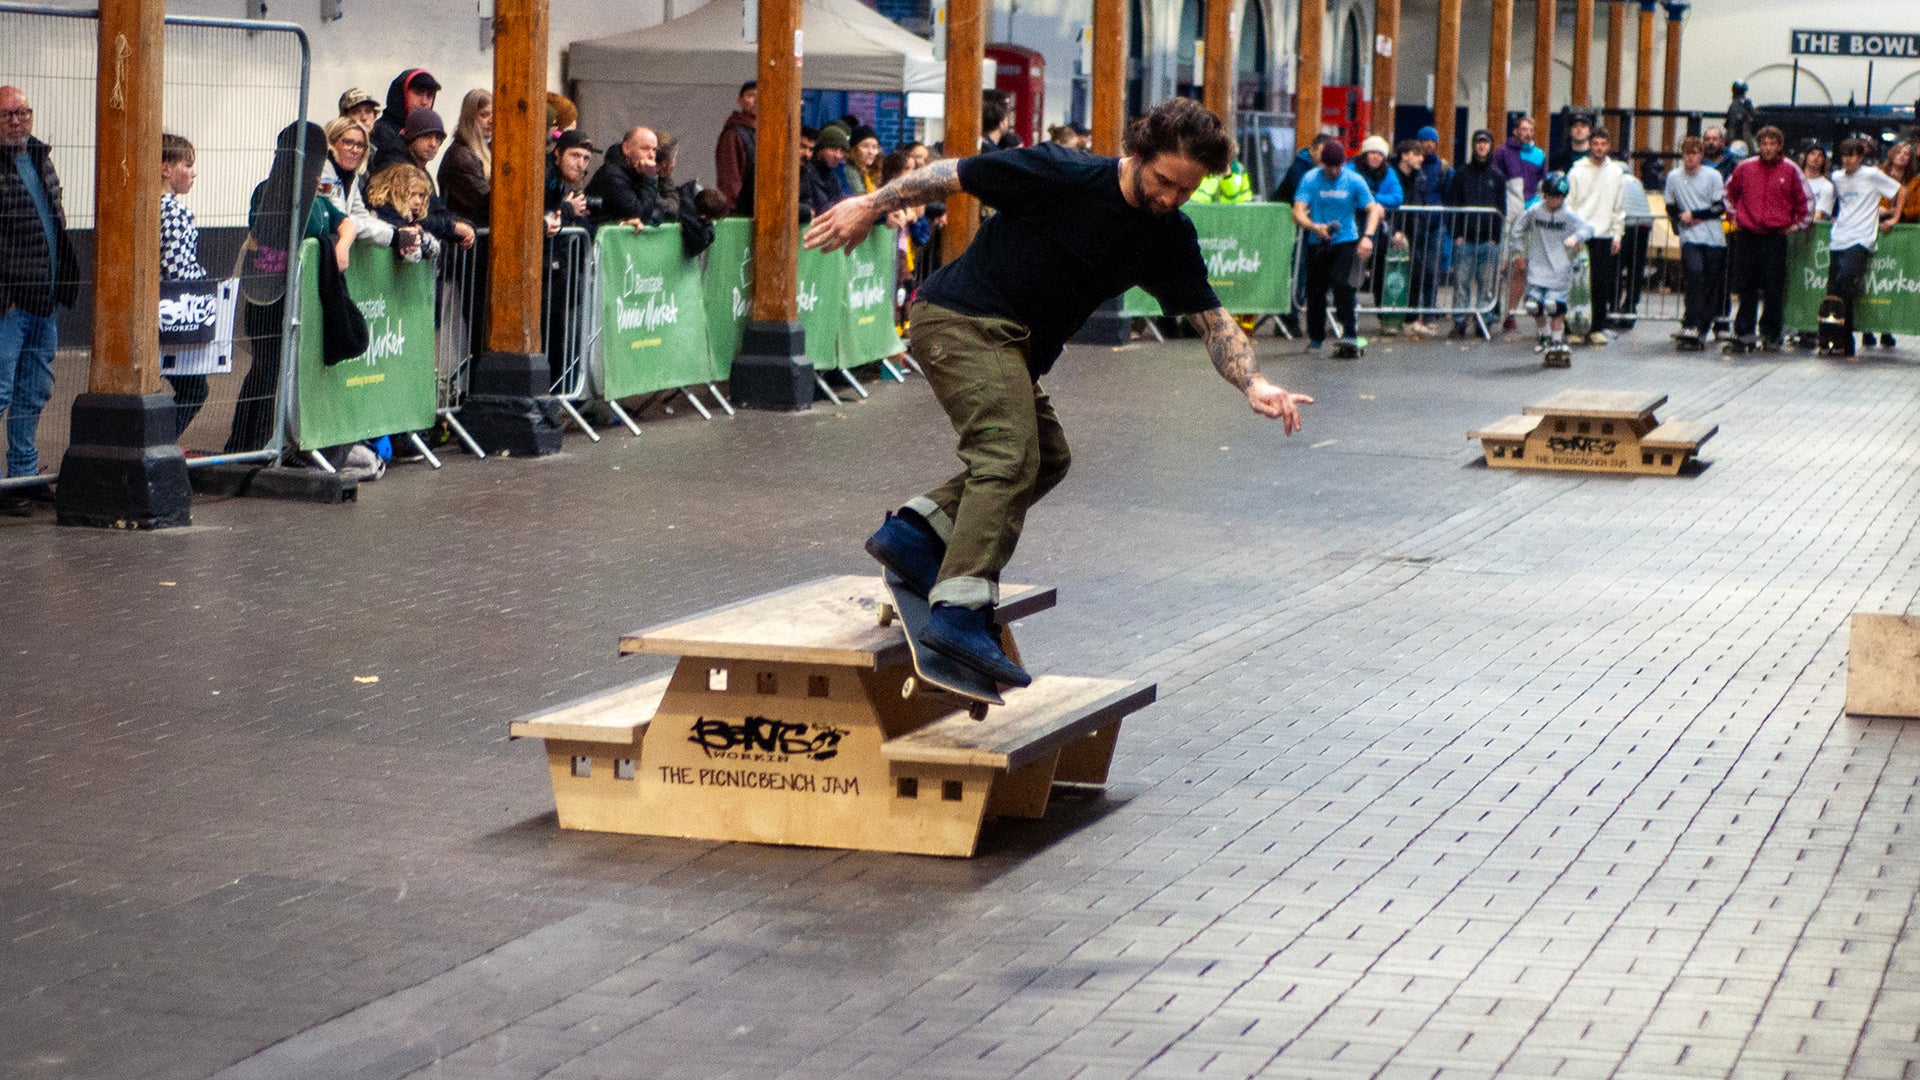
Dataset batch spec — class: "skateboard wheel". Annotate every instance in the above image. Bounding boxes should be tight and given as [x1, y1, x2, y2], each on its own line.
[969, 702, 990, 721]
[901, 676, 917, 699]
[878, 603, 896, 627]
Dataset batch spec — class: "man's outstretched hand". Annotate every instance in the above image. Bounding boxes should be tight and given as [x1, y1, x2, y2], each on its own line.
[1247, 377, 1313, 433]
[803, 197, 877, 254]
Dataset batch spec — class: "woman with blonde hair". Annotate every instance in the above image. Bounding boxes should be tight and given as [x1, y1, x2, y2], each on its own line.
[440, 88, 492, 226]
[317, 115, 405, 252]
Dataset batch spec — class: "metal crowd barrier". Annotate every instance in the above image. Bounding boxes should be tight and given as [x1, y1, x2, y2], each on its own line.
[0, 3, 309, 490]
[540, 226, 631, 440]
[433, 233, 487, 458]
[1353, 206, 1509, 337]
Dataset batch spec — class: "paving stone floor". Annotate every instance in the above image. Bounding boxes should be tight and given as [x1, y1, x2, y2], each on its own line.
[5, 326, 1920, 1080]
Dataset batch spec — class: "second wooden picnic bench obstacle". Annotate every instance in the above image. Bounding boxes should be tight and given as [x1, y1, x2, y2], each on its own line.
[1470, 389, 1717, 476]
[508, 575, 1154, 857]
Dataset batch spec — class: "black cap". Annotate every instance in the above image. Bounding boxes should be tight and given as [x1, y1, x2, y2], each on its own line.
[1471, 129, 1494, 143]
[553, 129, 596, 155]
[406, 69, 442, 94]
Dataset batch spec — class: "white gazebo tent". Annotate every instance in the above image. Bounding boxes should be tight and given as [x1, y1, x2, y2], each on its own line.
[567, 0, 950, 187]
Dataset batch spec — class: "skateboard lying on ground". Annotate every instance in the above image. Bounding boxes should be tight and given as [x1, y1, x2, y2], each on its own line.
[879, 569, 1002, 718]
[1332, 336, 1368, 359]
[1542, 340, 1573, 368]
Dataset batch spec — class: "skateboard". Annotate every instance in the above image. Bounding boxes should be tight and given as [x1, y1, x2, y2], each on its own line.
[1332, 336, 1368, 359]
[1378, 245, 1411, 334]
[1816, 296, 1852, 357]
[1672, 330, 1706, 352]
[1721, 336, 1759, 356]
[878, 569, 1002, 718]
[1565, 248, 1594, 340]
[1541, 339, 1572, 368]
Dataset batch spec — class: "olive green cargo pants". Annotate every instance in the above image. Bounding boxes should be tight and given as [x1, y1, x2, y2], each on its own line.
[901, 301, 1071, 610]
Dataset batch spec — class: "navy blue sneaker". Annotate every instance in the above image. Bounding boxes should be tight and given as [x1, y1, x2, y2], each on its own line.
[921, 602, 1033, 688]
[864, 510, 945, 598]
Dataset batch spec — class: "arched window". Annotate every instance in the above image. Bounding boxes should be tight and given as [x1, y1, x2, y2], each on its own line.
[1176, 0, 1203, 100]
[1238, 0, 1270, 111]
[1339, 7, 1364, 87]
[1126, 0, 1148, 118]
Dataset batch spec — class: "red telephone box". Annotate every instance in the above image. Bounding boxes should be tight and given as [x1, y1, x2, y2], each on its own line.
[1321, 85, 1371, 154]
[985, 43, 1045, 148]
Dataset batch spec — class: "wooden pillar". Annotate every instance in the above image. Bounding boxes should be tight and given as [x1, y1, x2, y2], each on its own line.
[1091, 0, 1125, 154]
[749, 0, 801, 323]
[1488, 0, 1513, 134]
[941, 0, 985, 263]
[1603, 0, 1625, 115]
[1661, 1, 1686, 153]
[485, 0, 548, 356]
[1531, 0, 1555, 131]
[1296, 0, 1323, 153]
[1203, 0, 1235, 126]
[60, 0, 189, 528]
[91, 0, 164, 397]
[1634, 0, 1654, 154]
[1570, 0, 1592, 108]
[1371, 0, 1398, 139]
[1434, 0, 1461, 160]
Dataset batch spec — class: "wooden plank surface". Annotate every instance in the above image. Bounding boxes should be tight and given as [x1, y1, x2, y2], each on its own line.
[1846, 613, 1920, 718]
[620, 575, 1056, 667]
[1640, 420, 1718, 450]
[1469, 415, 1542, 440]
[509, 674, 671, 744]
[884, 677, 1156, 770]
[1523, 389, 1667, 419]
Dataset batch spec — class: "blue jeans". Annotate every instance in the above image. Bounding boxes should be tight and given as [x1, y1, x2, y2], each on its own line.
[1452, 241, 1499, 324]
[0, 306, 58, 478]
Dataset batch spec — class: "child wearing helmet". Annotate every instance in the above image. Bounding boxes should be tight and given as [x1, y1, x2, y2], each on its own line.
[1508, 171, 1595, 352]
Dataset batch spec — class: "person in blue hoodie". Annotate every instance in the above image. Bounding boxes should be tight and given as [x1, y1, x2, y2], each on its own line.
[1353, 135, 1403, 311]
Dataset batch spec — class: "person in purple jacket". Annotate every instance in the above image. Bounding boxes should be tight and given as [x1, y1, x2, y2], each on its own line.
[1489, 115, 1546, 331]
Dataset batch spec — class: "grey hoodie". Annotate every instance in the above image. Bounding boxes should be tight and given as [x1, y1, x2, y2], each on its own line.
[1510, 201, 1595, 290]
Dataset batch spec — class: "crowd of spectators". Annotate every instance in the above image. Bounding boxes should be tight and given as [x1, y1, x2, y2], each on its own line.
[11, 62, 1920, 503]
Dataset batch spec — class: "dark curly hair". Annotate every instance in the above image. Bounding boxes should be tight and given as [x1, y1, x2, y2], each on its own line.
[1123, 98, 1234, 174]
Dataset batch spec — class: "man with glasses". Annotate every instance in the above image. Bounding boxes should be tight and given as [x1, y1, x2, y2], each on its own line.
[0, 86, 78, 514]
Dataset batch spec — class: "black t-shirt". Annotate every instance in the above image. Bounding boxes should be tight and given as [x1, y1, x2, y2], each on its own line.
[917, 143, 1220, 376]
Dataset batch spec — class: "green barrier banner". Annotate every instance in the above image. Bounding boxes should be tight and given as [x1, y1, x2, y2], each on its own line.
[597, 225, 713, 398]
[797, 242, 846, 368]
[293, 238, 438, 450]
[1121, 202, 1296, 317]
[1785, 223, 1920, 334]
[702, 218, 753, 380]
[837, 226, 905, 369]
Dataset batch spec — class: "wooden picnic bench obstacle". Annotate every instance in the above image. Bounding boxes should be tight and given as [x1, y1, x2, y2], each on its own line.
[509, 575, 1154, 857]
[1470, 389, 1717, 476]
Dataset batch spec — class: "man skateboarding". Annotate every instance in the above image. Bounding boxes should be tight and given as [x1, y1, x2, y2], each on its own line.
[804, 98, 1311, 689]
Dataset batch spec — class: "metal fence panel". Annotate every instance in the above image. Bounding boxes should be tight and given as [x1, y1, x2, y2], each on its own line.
[0, 4, 307, 489]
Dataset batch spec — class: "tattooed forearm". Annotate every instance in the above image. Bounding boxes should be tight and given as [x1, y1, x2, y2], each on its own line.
[1191, 307, 1261, 391]
[870, 160, 963, 215]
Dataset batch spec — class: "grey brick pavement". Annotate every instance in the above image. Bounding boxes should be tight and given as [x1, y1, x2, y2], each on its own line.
[4, 328, 1920, 1079]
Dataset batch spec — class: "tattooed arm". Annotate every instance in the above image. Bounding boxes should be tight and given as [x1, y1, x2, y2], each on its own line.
[1189, 306, 1313, 432]
[804, 160, 963, 253]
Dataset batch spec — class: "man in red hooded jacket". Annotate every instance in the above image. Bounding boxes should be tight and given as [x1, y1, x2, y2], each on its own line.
[713, 81, 757, 218]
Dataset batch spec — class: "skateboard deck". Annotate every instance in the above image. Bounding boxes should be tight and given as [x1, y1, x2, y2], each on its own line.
[1542, 343, 1572, 368]
[1566, 248, 1594, 340]
[1333, 336, 1368, 359]
[1817, 296, 1852, 357]
[880, 569, 1004, 713]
